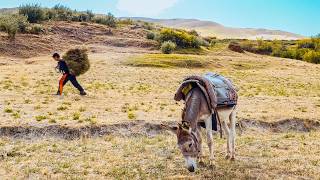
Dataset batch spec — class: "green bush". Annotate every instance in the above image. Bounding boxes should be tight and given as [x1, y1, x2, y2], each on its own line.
[189, 30, 199, 36]
[161, 41, 176, 54]
[93, 13, 116, 27]
[146, 32, 155, 40]
[303, 50, 320, 64]
[158, 28, 201, 48]
[86, 10, 95, 21]
[298, 39, 315, 49]
[19, 4, 45, 23]
[118, 18, 134, 25]
[142, 22, 154, 30]
[28, 24, 44, 34]
[256, 39, 273, 54]
[0, 14, 28, 40]
[294, 48, 309, 60]
[52, 4, 73, 21]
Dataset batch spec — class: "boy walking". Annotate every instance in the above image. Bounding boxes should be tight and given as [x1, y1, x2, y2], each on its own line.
[53, 53, 87, 96]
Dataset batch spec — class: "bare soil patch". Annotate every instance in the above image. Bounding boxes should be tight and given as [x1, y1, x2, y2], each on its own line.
[1, 119, 319, 140]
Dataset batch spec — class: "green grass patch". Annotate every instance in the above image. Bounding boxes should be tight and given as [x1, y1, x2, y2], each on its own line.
[125, 54, 210, 68]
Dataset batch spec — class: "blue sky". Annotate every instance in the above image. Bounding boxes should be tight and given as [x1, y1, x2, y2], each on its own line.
[0, 0, 319, 36]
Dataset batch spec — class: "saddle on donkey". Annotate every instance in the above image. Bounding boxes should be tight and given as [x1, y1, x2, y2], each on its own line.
[174, 72, 238, 131]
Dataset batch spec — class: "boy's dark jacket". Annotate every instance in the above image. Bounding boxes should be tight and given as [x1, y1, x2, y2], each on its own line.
[57, 60, 70, 74]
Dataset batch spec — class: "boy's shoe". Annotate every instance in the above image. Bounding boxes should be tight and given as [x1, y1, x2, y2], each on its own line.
[80, 91, 87, 96]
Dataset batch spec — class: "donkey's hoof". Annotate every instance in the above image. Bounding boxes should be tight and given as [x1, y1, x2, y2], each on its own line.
[230, 156, 235, 161]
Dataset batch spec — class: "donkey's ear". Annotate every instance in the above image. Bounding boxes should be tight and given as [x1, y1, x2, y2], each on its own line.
[161, 124, 178, 134]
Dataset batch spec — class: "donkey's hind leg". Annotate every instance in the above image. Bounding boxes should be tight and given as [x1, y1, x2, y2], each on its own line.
[205, 115, 214, 164]
[229, 106, 237, 160]
[219, 109, 231, 159]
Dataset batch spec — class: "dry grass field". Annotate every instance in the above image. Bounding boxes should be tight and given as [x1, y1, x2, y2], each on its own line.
[1, 26, 320, 179]
[1, 46, 320, 127]
[0, 131, 320, 179]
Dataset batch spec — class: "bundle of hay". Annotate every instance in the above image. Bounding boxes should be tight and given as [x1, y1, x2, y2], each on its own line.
[63, 48, 90, 76]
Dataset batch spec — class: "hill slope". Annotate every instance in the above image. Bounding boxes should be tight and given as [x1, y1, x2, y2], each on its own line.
[129, 17, 305, 40]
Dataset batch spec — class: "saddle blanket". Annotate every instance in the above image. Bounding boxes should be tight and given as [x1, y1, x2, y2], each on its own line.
[174, 72, 238, 109]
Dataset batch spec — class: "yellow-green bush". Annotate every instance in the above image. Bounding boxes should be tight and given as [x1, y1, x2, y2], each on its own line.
[146, 31, 155, 40]
[0, 14, 28, 40]
[93, 13, 116, 27]
[28, 24, 44, 34]
[161, 41, 176, 54]
[303, 50, 320, 64]
[158, 28, 203, 48]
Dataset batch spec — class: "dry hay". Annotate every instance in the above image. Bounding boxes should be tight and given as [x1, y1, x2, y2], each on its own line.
[63, 48, 90, 76]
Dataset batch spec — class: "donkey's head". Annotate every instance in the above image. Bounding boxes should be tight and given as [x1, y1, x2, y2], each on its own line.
[163, 121, 201, 172]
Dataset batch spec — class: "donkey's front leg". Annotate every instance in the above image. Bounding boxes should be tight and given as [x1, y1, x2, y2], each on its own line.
[205, 116, 214, 165]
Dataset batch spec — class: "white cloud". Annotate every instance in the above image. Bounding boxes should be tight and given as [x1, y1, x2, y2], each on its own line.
[116, 0, 179, 16]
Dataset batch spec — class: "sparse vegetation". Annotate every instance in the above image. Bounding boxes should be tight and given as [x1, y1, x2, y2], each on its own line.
[157, 28, 205, 49]
[0, 14, 28, 40]
[35, 115, 47, 121]
[146, 31, 155, 40]
[161, 41, 176, 54]
[92, 13, 116, 27]
[1, 3, 320, 179]
[236, 37, 320, 64]
[19, 4, 45, 23]
[28, 24, 44, 34]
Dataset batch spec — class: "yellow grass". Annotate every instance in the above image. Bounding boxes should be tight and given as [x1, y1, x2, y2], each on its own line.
[1, 47, 320, 127]
[1, 46, 320, 178]
[0, 131, 319, 179]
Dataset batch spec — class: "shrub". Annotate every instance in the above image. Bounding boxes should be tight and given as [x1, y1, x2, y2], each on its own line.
[161, 41, 176, 54]
[303, 50, 320, 64]
[0, 14, 28, 40]
[228, 41, 244, 53]
[158, 28, 201, 48]
[189, 30, 199, 36]
[146, 32, 155, 40]
[52, 4, 73, 21]
[294, 48, 309, 60]
[298, 39, 315, 49]
[28, 24, 44, 34]
[19, 4, 45, 23]
[44, 9, 56, 20]
[142, 22, 154, 30]
[86, 10, 95, 21]
[256, 39, 273, 54]
[118, 18, 134, 25]
[93, 13, 116, 27]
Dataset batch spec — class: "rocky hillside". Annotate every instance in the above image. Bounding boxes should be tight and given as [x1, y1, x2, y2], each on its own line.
[0, 21, 157, 58]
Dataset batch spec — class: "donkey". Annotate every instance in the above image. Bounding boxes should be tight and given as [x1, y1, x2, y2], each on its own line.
[164, 86, 237, 172]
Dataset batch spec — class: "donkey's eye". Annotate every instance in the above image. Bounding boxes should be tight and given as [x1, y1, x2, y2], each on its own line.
[188, 143, 192, 148]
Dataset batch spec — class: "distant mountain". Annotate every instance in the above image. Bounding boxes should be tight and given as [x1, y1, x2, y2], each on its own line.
[0, 8, 18, 14]
[128, 17, 305, 40]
